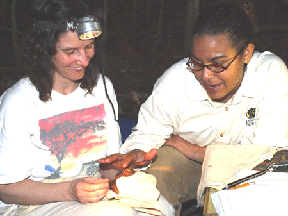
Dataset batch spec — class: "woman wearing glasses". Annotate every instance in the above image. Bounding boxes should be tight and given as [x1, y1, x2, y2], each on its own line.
[0, 0, 175, 215]
[100, 2, 288, 215]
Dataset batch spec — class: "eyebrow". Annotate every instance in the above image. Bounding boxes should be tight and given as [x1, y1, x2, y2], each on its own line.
[60, 47, 76, 52]
[190, 54, 229, 62]
[60, 40, 95, 52]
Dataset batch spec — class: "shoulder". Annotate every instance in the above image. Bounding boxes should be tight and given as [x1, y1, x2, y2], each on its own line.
[92, 75, 114, 93]
[0, 77, 39, 108]
[251, 51, 287, 71]
[243, 52, 288, 97]
[155, 58, 189, 84]
[141, 58, 206, 107]
[153, 58, 198, 92]
[89, 75, 117, 104]
[246, 51, 288, 84]
[0, 78, 40, 124]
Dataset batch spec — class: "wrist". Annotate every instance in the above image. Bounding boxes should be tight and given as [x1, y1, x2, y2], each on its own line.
[65, 180, 78, 202]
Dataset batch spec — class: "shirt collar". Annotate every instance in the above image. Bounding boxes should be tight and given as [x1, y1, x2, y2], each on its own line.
[235, 52, 261, 99]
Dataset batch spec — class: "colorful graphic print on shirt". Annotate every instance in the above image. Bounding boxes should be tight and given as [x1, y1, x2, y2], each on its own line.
[39, 104, 107, 179]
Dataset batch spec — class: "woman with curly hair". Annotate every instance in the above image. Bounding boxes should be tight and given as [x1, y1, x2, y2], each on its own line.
[0, 0, 173, 215]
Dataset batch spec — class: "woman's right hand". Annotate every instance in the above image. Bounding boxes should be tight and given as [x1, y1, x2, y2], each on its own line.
[98, 148, 157, 169]
[69, 177, 110, 204]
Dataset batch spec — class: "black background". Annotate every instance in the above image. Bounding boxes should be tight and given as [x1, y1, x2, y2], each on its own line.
[0, 0, 287, 119]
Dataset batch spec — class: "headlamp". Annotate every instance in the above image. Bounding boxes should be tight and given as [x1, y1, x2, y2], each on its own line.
[33, 15, 102, 40]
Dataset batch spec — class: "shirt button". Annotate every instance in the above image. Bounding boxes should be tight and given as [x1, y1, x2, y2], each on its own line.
[220, 133, 224, 137]
[225, 107, 228, 111]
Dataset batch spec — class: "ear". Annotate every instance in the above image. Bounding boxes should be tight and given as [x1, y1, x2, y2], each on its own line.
[243, 43, 255, 64]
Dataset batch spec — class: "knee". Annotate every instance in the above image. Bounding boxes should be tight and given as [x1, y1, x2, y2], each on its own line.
[88, 201, 137, 216]
[149, 146, 192, 172]
[146, 146, 202, 183]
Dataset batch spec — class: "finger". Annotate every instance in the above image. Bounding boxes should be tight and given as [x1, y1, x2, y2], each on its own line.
[75, 183, 109, 203]
[80, 187, 108, 197]
[144, 149, 157, 161]
[83, 177, 110, 184]
[83, 182, 109, 192]
[78, 188, 108, 204]
[76, 179, 109, 193]
[122, 155, 134, 168]
[133, 149, 157, 166]
[98, 154, 120, 163]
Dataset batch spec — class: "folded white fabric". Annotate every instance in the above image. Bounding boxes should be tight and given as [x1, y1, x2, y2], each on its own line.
[197, 144, 279, 206]
[106, 171, 164, 216]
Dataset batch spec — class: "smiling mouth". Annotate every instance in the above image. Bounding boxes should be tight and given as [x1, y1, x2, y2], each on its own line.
[204, 83, 222, 92]
[69, 66, 85, 72]
[71, 66, 83, 70]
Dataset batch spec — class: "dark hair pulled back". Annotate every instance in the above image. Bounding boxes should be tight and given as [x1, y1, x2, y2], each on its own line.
[192, 3, 255, 50]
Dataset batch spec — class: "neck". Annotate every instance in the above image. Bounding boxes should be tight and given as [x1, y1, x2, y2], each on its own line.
[52, 79, 80, 95]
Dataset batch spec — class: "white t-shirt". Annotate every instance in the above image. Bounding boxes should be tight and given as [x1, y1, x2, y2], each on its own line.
[121, 51, 288, 153]
[0, 76, 121, 186]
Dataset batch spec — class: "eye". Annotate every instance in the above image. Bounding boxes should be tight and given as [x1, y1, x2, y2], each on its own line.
[85, 43, 94, 50]
[63, 49, 77, 55]
[211, 62, 224, 67]
[193, 61, 204, 66]
[212, 63, 222, 67]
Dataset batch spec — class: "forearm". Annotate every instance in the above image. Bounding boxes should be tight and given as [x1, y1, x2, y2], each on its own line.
[164, 135, 206, 163]
[0, 178, 72, 205]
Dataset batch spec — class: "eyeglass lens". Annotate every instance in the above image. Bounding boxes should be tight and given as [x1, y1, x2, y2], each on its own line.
[186, 46, 245, 73]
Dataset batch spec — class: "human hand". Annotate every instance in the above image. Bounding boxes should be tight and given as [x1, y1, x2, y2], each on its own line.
[164, 135, 206, 162]
[164, 135, 182, 148]
[69, 177, 110, 204]
[99, 148, 157, 169]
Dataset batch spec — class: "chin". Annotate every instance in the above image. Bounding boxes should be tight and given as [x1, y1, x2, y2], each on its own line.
[73, 73, 85, 81]
[211, 94, 231, 103]
[76, 78, 84, 83]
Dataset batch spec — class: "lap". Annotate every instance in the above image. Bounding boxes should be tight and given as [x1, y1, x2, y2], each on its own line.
[15, 195, 173, 216]
[23, 200, 138, 216]
[146, 146, 202, 210]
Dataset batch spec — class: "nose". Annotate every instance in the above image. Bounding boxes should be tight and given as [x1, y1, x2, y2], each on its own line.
[76, 50, 90, 67]
[201, 67, 215, 82]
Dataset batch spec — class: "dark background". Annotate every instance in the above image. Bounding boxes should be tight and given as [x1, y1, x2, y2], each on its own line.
[0, 0, 288, 119]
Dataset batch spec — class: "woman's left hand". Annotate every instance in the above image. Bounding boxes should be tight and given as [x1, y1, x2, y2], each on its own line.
[69, 177, 110, 204]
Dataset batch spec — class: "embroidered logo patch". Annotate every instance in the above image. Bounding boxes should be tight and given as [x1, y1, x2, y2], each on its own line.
[246, 108, 256, 126]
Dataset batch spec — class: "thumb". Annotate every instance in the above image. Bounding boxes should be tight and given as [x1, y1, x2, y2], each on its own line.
[144, 148, 157, 161]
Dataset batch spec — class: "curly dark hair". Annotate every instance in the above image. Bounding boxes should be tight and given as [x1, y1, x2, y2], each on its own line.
[192, 2, 256, 50]
[20, 0, 100, 102]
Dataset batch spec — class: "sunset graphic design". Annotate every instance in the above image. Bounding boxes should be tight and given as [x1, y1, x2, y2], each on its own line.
[39, 104, 107, 178]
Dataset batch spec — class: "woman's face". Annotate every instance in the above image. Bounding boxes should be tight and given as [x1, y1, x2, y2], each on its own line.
[52, 31, 95, 92]
[191, 34, 254, 103]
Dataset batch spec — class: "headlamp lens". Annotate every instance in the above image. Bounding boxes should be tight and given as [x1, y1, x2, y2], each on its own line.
[77, 16, 102, 39]
[79, 31, 102, 40]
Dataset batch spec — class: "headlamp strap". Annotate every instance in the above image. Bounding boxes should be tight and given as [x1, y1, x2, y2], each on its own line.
[33, 19, 68, 30]
[33, 16, 102, 39]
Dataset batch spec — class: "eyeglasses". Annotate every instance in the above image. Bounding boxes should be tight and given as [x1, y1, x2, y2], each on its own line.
[186, 47, 245, 73]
